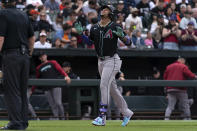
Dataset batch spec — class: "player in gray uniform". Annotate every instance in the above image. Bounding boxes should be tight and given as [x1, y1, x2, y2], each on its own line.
[90, 5, 133, 126]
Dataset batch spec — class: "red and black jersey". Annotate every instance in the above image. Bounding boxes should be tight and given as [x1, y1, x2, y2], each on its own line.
[36, 60, 67, 79]
[164, 61, 195, 91]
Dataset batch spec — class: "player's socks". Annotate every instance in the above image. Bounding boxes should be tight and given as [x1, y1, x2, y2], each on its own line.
[92, 103, 107, 126]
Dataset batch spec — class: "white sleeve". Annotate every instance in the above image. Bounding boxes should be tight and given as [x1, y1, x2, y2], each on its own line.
[149, 1, 155, 10]
[125, 15, 131, 29]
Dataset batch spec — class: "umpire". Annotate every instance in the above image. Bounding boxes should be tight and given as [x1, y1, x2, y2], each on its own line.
[0, 0, 35, 130]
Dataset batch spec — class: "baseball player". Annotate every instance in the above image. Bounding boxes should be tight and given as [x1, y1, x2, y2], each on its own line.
[90, 5, 133, 126]
[34, 52, 71, 120]
[164, 56, 197, 120]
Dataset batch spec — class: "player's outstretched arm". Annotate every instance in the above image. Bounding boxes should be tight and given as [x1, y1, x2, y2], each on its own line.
[113, 26, 132, 46]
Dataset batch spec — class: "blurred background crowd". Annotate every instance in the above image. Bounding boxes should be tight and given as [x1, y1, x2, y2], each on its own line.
[1, 0, 197, 51]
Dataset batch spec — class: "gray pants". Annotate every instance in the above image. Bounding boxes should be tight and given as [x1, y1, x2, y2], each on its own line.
[98, 54, 133, 117]
[27, 88, 37, 118]
[45, 87, 65, 119]
[165, 91, 191, 120]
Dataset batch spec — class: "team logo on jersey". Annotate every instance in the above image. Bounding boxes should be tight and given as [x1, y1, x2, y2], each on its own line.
[104, 29, 113, 39]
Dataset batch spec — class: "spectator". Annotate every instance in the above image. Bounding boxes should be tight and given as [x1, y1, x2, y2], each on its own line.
[180, 11, 197, 29]
[86, 11, 98, 31]
[190, 0, 197, 8]
[67, 35, 78, 48]
[29, 9, 40, 32]
[125, 8, 142, 30]
[150, 13, 159, 34]
[164, 56, 197, 120]
[177, 0, 188, 12]
[54, 38, 62, 48]
[37, 5, 53, 24]
[151, 0, 165, 16]
[37, 11, 54, 32]
[136, 0, 151, 28]
[44, 0, 59, 11]
[26, 0, 43, 7]
[66, 11, 78, 26]
[169, 2, 177, 13]
[178, 4, 187, 19]
[16, 0, 26, 11]
[144, 31, 154, 48]
[162, 15, 181, 50]
[152, 14, 165, 48]
[34, 31, 52, 48]
[165, 7, 174, 22]
[59, 0, 67, 11]
[187, 4, 193, 12]
[193, 8, 197, 22]
[82, 0, 97, 16]
[52, 13, 63, 31]
[180, 21, 197, 50]
[116, 13, 126, 28]
[132, 29, 145, 49]
[113, 0, 128, 20]
[136, 0, 150, 17]
[62, 61, 80, 79]
[35, 52, 71, 120]
[62, 0, 74, 18]
[55, 23, 72, 48]
[149, 0, 159, 10]
[124, 0, 136, 9]
[72, 0, 84, 14]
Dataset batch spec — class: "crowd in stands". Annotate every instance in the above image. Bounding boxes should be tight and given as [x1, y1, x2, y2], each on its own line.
[1, 0, 197, 51]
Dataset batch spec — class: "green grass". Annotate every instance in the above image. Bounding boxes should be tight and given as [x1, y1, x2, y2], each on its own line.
[1, 120, 197, 131]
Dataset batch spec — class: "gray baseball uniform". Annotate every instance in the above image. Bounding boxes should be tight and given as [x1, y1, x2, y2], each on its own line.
[45, 87, 65, 120]
[98, 54, 133, 117]
[165, 91, 190, 120]
[90, 19, 133, 120]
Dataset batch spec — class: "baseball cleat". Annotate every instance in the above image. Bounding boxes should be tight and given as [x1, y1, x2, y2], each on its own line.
[92, 116, 105, 126]
[121, 111, 134, 127]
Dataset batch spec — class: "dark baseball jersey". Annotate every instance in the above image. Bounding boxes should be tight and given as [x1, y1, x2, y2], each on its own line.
[89, 22, 126, 57]
[36, 60, 68, 79]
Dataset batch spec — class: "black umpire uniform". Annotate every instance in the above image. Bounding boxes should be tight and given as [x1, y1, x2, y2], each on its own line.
[0, 0, 34, 130]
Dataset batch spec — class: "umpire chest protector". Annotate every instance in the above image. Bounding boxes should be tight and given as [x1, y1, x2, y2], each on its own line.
[90, 21, 120, 57]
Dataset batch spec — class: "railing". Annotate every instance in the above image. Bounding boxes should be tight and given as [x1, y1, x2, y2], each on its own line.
[28, 79, 197, 87]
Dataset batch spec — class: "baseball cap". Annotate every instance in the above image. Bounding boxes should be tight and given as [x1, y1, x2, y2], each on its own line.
[188, 21, 194, 26]
[178, 55, 186, 60]
[40, 32, 47, 36]
[38, 51, 47, 57]
[100, 5, 113, 12]
[131, 7, 138, 13]
[30, 10, 40, 15]
[180, 4, 186, 8]
[118, 0, 124, 4]
[62, 61, 71, 67]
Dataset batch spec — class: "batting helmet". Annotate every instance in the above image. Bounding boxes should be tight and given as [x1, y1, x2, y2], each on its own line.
[100, 5, 114, 20]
